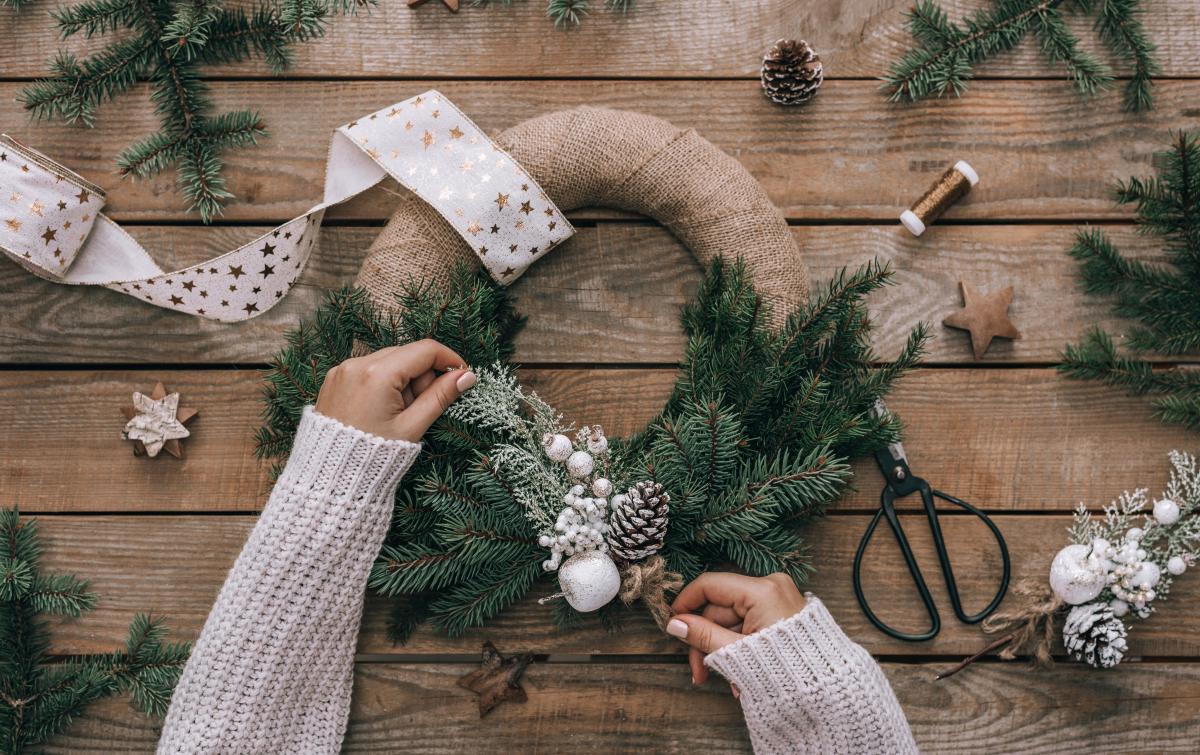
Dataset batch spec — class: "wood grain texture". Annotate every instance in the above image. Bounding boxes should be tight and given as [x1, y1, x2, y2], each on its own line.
[31, 513, 1200, 658]
[2, 80, 1198, 224]
[2, 0, 1198, 79]
[3, 368, 1192, 512]
[39, 661, 1200, 753]
[0, 223, 1175, 366]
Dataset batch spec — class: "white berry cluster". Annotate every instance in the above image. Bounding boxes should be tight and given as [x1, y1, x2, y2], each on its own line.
[1097, 532, 1161, 618]
[539, 426, 614, 571]
[539, 484, 612, 571]
[1086, 498, 1193, 620]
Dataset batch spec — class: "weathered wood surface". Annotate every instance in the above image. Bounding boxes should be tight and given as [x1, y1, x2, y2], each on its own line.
[3, 368, 1192, 513]
[3, 0, 1199, 79]
[0, 223, 1175, 366]
[32, 513, 1200, 658]
[41, 661, 1200, 754]
[2, 80, 1198, 224]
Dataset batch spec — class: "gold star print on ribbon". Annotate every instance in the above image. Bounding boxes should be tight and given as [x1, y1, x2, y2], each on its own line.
[0, 91, 574, 322]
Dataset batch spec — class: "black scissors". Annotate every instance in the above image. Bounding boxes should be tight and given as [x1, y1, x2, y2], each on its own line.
[852, 403, 1011, 642]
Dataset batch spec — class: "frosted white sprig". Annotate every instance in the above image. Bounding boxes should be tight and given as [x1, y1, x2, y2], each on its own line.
[444, 363, 573, 532]
[1063, 450, 1200, 622]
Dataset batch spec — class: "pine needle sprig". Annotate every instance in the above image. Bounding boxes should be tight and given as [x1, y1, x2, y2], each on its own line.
[1060, 132, 1200, 432]
[885, 0, 1157, 112]
[16, 0, 371, 221]
[1, 508, 189, 752]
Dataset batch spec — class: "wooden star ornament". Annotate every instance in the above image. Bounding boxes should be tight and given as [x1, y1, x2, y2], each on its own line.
[407, 0, 459, 12]
[121, 382, 198, 458]
[456, 641, 532, 717]
[942, 280, 1022, 360]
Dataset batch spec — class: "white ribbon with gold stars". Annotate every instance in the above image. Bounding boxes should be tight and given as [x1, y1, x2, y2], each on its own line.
[0, 90, 574, 322]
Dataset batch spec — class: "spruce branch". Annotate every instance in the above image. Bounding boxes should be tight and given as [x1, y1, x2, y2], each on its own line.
[1060, 132, 1200, 433]
[0, 508, 189, 752]
[885, 0, 1157, 112]
[16, 0, 370, 221]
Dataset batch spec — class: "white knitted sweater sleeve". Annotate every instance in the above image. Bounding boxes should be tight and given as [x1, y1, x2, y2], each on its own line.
[157, 406, 421, 755]
[704, 596, 919, 755]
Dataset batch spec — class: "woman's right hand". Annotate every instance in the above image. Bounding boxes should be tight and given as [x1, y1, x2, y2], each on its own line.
[314, 339, 477, 442]
[666, 572, 808, 685]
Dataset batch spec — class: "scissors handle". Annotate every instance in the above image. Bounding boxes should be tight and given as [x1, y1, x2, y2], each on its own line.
[852, 480, 1011, 641]
[931, 488, 1011, 624]
[853, 488, 941, 642]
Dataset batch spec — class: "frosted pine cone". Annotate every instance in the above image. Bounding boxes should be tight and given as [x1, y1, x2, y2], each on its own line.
[1063, 602, 1129, 669]
[607, 481, 670, 562]
[761, 39, 823, 105]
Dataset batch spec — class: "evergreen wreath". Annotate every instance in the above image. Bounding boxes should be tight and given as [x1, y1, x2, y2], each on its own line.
[1, 508, 190, 752]
[12, 0, 371, 222]
[257, 259, 927, 639]
[1060, 131, 1200, 432]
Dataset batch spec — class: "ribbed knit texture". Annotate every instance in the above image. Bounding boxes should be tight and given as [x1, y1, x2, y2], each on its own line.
[157, 407, 421, 755]
[705, 596, 919, 755]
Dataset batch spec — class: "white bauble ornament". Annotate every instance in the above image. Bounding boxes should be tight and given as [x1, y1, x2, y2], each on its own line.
[543, 433, 573, 462]
[592, 478, 613, 497]
[1110, 599, 1129, 617]
[1049, 544, 1109, 605]
[566, 450, 595, 479]
[1130, 561, 1161, 590]
[1168, 555, 1188, 576]
[1153, 498, 1181, 526]
[587, 427, 609, 455]
[1125, 527, 1144, 543]
[556, 549, 620, 612]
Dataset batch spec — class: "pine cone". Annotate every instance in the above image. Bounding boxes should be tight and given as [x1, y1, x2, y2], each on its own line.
[1062, 602, 1129, 669]
[761, 39, 823, 106]
[607, 481, 670, 562]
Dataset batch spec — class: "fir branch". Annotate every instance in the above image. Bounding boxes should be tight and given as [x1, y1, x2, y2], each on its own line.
[18, 0, 368, 221]
[1, 509, 188, 750]
[885, 0, 1156, 112]
[1061, 132, 1200, 432]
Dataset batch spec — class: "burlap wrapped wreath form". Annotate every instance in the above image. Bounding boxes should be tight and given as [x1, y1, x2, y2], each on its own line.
[356, 107, 807, 329]
[354, 107, 808, 626]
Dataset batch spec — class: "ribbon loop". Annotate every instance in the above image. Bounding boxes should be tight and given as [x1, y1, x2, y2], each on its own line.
[0, 90, 574, 323]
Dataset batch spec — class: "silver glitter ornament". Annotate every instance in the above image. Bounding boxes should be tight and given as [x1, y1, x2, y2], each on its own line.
[556, 549, 620, 612]
[1049, 543, 1109, 605]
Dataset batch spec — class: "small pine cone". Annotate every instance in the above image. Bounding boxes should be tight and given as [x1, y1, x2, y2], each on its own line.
[1063, 602, 1129, 669]
[761, 39, 823, 106]
[607, 480, 670, 562]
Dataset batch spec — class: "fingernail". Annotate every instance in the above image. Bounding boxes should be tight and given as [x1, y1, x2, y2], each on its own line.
[691, 675, 698, 685]
[731, 683, 741, 699]
[666, 618, 688, 639]
[456, 370, 477, 391]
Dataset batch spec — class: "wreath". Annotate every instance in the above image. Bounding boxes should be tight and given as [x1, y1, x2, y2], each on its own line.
[257, 107, 927, 639]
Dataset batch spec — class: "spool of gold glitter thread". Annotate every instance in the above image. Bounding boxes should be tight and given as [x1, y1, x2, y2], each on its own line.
[899, 161, 979, 237]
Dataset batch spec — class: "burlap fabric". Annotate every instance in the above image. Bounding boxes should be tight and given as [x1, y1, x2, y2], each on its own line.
[355, 107, 807, 328]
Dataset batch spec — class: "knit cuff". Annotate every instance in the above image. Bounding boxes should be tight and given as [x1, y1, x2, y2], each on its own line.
[704, 595, 871, 692]
[276, 406, 422, 503]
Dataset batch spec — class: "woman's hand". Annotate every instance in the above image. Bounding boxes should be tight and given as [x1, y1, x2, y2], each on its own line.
[666, 572, 808, 685]
[314, 339, 477, 442]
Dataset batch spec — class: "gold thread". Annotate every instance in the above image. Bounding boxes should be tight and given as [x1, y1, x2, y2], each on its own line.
[909, 164, 972, 228]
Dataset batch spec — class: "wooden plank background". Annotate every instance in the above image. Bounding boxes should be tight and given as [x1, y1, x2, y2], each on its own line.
[2, 0, 1198, 752]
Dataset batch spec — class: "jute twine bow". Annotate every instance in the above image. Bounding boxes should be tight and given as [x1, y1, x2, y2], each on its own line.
[936, 578, 1065, 680]
[618, 555, 684, 630]
[981, 578, 1064, 665]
